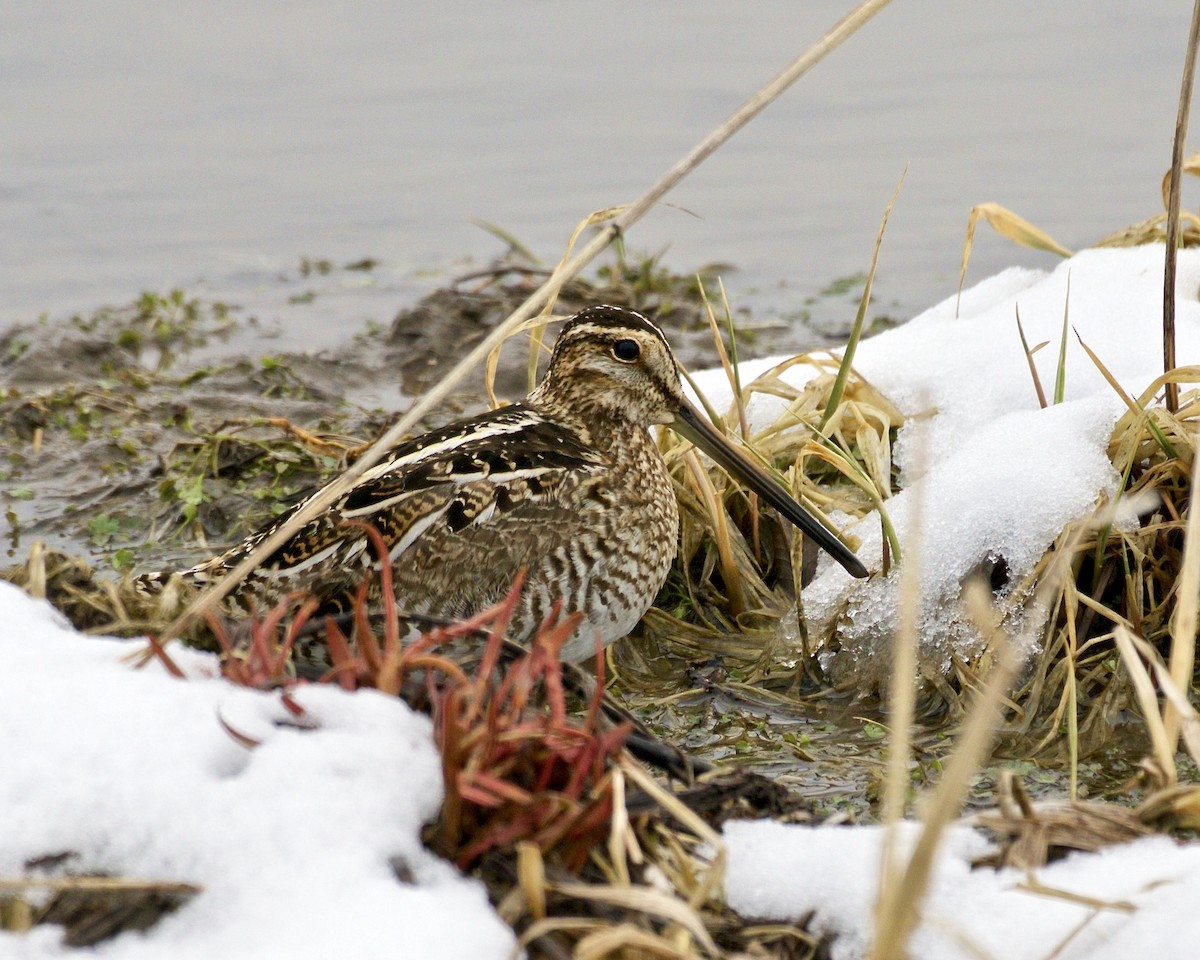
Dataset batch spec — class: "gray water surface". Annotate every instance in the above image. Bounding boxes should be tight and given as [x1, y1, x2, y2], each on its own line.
[2, 1, 1193, 345]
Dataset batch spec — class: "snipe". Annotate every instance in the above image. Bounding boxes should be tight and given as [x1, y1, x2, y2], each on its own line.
[147, 305, 867, 660]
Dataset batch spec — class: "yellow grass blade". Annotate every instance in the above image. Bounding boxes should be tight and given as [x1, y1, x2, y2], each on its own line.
[1149, 656, 1200, 771]
[1053, 274, 1071, 405]
[1162, 435, 1200, 753]
[1015, 305, 1049, 409]
[1113, 626, 1178, 784]
[876, 429, 926, 937]
[1075, 330, 1178, 459]
[1160, 152, 1200, 212]
[683, 449, 747, 615]
[467, 219, 542, 264]
[957, 202, 1073, 315]
[1119, 626, 1200, 775]
[698, 282, 749, 439]
[517, 842, 547, 920]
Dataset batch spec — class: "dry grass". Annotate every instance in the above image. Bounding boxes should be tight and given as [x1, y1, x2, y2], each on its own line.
[0, 872, 199, 948]
[854, 120, 1200, 953]
[1006, 374, 1200, 763]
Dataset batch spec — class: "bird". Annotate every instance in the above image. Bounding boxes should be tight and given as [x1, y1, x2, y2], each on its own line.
[145, 304, 868, 661]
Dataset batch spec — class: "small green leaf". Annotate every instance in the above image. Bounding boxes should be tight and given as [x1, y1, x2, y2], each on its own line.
[87, 514, 121, 546]
[862, 721, 887, 741]
[174, 474, 207, 510]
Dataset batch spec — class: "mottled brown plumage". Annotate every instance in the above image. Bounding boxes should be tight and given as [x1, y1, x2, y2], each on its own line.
[146, 305, 867, 661]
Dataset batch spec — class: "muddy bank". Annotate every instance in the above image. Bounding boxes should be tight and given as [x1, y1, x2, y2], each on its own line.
[0, 254, 872, 573]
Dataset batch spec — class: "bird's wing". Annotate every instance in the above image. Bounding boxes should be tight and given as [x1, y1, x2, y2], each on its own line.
[186, 403, 603, 588]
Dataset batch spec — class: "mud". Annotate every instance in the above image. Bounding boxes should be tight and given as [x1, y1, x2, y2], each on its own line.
[1, 255, 862, 572]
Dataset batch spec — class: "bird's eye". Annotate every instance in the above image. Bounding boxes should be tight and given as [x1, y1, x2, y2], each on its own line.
[612, 338, 640, 362]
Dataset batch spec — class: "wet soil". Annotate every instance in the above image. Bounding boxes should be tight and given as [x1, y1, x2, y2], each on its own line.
[1, 255, 866, 569]
[0, 255, 1142, 816]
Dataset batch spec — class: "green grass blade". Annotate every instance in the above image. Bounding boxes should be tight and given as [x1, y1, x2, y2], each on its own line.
[820, 168, 906, 431]
[1053, 272, 1071, 405]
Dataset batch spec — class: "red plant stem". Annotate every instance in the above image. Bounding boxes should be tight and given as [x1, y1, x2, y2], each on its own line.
[278, 595, 320, 671]
[144, 634, 187, 678]
[352, 581, 383, 673]
[468, 574, 525, 723]
[319, 617, 362, 691]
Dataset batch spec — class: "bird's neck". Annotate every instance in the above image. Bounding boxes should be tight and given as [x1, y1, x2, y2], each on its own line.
[527, 381, 651, 453]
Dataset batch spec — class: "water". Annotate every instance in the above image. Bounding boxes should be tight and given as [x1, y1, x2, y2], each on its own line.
[2, 1, 1194, 345]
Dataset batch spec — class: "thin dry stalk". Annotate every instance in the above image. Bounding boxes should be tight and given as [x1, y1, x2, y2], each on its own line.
[605, 767, 638, 887]
[877, 416, 926, 921]
[1076, 330, 1177, 459]
[683, 449, 747, 616]
[1120, 628, 1200, 772]
[1015, 879, 1136, 915]
[1062, 577, 1081, 799]
[868, 582, 1022, 960]
[1163, 431, 1200, 752]
[1163, 0, 1200, 413]
[149, 0, 893, 647]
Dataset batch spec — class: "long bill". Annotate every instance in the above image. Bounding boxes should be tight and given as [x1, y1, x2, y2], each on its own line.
[672, 398, 869, 579]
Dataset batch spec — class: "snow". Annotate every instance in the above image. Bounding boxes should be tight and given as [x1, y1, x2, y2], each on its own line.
[691, 245, 1200, 676]
[724, 819, 1200, 960]
[0, 582, 514, 960]
[4, 245, 1199, 958]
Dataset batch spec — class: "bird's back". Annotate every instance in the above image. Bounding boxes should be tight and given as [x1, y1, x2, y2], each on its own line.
[148, 398, 680, 658]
